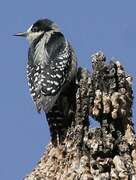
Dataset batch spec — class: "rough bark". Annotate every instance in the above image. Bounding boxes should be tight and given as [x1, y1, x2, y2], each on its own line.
[24, 51, 136, 180]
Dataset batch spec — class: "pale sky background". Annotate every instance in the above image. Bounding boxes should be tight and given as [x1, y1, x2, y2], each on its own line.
[0, 1, 136, 179]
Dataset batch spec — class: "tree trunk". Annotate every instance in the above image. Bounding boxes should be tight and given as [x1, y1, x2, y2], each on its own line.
[24, 51, 136, 180]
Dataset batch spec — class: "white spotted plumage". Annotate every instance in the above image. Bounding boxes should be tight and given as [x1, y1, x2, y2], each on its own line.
[24, 19, 77, 113]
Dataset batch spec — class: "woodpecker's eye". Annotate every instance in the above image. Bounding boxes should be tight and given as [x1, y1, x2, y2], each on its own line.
[31, 26, 38, 32]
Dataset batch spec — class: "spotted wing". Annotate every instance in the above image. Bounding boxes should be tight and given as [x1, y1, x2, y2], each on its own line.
[27, 32, 71, 112]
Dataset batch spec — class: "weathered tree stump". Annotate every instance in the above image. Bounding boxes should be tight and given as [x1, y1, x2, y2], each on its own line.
[24, 51, 136, 180]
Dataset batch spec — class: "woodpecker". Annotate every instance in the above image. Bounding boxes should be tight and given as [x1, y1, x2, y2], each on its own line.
[15, 19, 77, 144]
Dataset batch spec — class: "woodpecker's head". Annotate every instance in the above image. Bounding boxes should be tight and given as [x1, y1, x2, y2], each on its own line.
[15, 19, 59, 44]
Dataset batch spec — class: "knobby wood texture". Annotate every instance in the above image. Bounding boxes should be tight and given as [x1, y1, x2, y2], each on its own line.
[24, 52, 136, 180]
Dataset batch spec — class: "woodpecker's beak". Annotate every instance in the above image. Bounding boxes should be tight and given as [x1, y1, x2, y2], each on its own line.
[14, 32, 28, 37]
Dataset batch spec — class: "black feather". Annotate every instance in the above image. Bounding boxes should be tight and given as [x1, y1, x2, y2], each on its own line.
[31, 19, 53, 32]
[46, 32, 65, 58]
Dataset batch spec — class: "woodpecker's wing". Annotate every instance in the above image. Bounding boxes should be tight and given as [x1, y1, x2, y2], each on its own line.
[27, 32, 72, 112]
[41, 32, 71, 112]
[42, 32, 71, 94]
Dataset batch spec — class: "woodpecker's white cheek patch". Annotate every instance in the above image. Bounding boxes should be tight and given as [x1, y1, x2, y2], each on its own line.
[27, 31, 44, 44]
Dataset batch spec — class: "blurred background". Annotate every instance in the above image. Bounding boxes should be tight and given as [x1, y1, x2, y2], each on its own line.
[0, 0, 136, 179]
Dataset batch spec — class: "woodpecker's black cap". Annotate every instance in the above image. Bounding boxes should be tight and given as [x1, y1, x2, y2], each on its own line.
[31, 19, 54, 32]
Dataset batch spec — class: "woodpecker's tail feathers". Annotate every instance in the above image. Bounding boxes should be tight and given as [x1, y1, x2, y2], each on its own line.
[46, 103, 67, 146]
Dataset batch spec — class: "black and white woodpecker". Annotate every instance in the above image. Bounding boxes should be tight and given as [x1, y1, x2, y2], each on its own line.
[15, 19, 77, 144]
